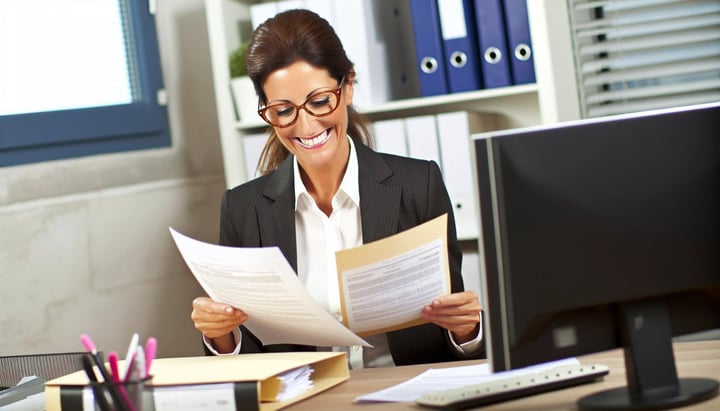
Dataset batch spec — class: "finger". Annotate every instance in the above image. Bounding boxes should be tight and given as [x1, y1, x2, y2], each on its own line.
[428, 291, 479, 308]
[424, 301, 480, 316]
[193, 297, 238, 315]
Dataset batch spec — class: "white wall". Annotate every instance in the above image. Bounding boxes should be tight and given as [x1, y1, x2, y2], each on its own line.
[0, 0, 226, 358]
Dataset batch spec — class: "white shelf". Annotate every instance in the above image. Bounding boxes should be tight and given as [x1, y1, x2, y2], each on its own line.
[236, 84, 539, 130]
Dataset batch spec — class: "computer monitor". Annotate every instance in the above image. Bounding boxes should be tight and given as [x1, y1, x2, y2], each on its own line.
[473, 102, 720, 410]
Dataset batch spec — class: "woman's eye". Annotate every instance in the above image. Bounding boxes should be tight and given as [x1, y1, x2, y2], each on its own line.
[275, 106, 295, 117]
[309, 95, 330, 107]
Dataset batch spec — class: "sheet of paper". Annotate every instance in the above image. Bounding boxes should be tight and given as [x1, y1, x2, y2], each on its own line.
[355, 357, 581, 403]
[335, 214, 450, 336]
[169, 228, 369, 348]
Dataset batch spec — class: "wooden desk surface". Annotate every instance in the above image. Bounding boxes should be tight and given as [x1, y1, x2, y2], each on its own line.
[291, 340, 720, 410]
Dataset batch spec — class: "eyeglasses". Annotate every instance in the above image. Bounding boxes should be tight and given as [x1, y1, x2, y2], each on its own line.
[257, 78, 345, 128]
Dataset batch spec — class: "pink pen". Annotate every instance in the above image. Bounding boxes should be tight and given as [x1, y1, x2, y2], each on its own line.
[108, 351, 121, 383]
[144, 337, 157, 377]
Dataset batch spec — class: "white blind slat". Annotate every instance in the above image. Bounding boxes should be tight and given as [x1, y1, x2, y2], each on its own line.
[577, 14, 720, 39]
[585, 77, 720, 104]
[579, 28, 720, 56]
[580, 42, 720, 73]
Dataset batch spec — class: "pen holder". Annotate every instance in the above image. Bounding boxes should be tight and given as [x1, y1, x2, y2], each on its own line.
[91, 376, 153, 411]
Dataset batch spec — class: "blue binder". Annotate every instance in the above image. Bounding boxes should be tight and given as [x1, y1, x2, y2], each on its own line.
[437, 0, 482, 93]
[472, 0, 512, 88]
[502, 0, 536, 84]
[409, 0, 449, 96]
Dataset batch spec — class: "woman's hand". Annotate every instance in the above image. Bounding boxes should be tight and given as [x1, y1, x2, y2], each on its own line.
[191, 297, 248, 346]
[422, 290, 482, 344]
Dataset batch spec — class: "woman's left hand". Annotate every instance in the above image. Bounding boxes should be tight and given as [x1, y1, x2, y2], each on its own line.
[422, 290, 482, 344]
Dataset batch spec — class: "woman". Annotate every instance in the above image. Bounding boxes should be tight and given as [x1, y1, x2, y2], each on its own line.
[191, 9, 483, 367]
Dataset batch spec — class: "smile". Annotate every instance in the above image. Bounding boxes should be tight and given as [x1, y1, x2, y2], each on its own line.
[296, 129, 331, 148]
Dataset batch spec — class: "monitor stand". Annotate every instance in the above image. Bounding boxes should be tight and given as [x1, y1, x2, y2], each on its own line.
[578, 299, 719, 410]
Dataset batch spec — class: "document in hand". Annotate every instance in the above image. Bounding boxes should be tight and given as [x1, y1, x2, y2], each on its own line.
[169, 228, 369, 348]
[45, 351, 349, 411]
[335, 214, 451, 336]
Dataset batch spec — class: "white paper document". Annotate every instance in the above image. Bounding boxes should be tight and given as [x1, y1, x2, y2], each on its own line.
[355, 357, 581, 403]
[169, 228, 369, 348]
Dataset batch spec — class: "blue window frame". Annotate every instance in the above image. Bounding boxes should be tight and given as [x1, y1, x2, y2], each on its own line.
[0, 0, 170, 166]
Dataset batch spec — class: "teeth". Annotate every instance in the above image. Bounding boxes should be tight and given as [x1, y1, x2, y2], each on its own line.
[298, 130, 330, 147]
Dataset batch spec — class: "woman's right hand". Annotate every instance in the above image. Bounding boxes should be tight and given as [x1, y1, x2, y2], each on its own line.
[191, 297, 248, 339]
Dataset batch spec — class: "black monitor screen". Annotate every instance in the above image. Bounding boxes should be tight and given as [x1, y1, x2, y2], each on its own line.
[474, 102, 720, 409]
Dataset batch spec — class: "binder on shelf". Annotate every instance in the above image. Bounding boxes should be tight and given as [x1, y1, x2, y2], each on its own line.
[276, 0, 306, 13]
[45, 351, 349, 411]
[333, 0, 391, 108]
[408, 0, 449, 96]
[304, 0, 335, 25]
[472, 0, 512, 88]
[437, 0, 482, 93]
[374, 0, 421, 100]
[502, 0, 536, 84]
[436, 111, 498, 240]
[243, 133, 268, 181]
[250, 2, 279, 30]
[372, 119, 408, 156]
[404, 115, 441, 165]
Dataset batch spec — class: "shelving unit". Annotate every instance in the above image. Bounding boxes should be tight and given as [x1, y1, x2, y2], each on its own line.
[205, 0, 579, 189]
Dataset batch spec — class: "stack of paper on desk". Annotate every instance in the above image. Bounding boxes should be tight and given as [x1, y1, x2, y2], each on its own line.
[44, 351, 349, 411]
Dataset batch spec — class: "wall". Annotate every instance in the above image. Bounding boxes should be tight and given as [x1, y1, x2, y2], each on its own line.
[0, 0, 226, 358]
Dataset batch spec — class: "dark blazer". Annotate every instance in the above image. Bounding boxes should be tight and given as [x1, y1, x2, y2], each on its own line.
[217, 139, 483, 365]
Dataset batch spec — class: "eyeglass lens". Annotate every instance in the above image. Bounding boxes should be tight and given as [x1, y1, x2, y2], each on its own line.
[261, 89, 340, 127]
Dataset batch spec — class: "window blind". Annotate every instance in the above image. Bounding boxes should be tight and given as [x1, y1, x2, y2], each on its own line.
[567, 0, 720, 118]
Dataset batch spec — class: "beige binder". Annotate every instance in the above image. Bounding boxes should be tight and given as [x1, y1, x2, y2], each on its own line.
[45, 351, 349, 411]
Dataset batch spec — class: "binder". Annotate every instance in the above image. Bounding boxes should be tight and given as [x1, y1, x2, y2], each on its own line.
[502, 0, 536, 84]
[437, 0, 482, 93]
[249, 2, 279, 30]
[333, 0, 390, 108]
[373, 0, 421, 100]
[242, 133, 268, 181]
[276, 0, 306, 13]
[408, 0, 449, 96]
[404, 115, 441, 165]
[472, 0, 512, 88]
[44, 351, 349, 411]
[372, 119, 408, 156]
[435, 111, 498, 240]
[304, 0, 335, 25]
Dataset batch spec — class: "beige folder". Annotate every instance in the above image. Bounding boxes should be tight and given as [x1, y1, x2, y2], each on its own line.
[45, 351, 349, 411]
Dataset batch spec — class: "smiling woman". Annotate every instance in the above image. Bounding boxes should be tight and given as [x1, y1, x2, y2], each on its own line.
[0, 0, 169, 166]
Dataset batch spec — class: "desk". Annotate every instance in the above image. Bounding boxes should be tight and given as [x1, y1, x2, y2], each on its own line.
[292, 340, 720, 410]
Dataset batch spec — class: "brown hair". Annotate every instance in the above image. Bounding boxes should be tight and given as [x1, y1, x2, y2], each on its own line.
[245, 9, 373, 175]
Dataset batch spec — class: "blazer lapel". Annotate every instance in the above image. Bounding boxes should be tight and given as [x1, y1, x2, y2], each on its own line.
[256, 155, 299, 272]
[356, 142, 402, 243]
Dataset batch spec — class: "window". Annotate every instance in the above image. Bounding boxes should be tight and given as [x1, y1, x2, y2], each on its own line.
[568, 0, 720, 118]
[0, 0, 170, 166]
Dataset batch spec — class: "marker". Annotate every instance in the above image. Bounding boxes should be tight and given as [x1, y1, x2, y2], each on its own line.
[122, 333, 140, 381]
[81, 354, 112, 411]
[144, 337, 157, 377]
[127, 346, 146, 383]
[80, 334, 130, 411]
[108, 351, 137, 411]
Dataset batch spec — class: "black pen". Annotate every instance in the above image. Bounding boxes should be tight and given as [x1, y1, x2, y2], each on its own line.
[82, 354, 112, 411]
[81, 333, 131, 411]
